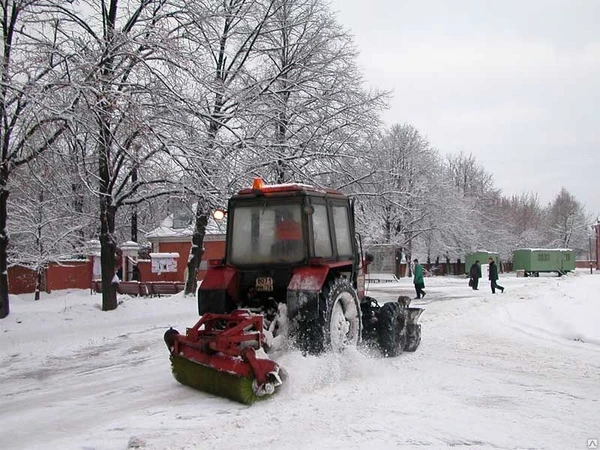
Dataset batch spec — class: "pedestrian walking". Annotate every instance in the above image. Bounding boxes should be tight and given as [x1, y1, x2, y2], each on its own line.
[413, 259, 426, 299]
[469, 260, 482, 290]
[488, 257, 504, 294]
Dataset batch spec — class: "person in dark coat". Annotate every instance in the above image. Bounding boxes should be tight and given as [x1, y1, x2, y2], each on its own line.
[469, 260, 482, 290]
[131, 264, 140, 281]
[488, 257, 504, 294]
[413, 259, 426, 299]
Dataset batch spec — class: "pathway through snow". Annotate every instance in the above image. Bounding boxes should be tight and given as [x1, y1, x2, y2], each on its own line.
[1, 271, 598, 450]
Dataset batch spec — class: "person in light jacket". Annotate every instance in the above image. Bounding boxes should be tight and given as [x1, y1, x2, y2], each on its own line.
[469, 260, 482, 290]
[413, 259, 426, 299]
[488, 257, 504, 294]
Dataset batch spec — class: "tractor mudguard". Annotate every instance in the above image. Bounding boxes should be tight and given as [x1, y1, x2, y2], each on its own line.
[198, 266, 238, 315]
[198, 289, 235, 315]
[286, 266, 329, 320]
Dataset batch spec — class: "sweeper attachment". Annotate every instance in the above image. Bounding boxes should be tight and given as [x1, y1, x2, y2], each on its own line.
[165, 178, 423, 404]
[164, 310, 284, 404]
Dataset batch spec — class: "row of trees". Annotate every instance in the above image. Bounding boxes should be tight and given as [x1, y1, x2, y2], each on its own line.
[0, 1, 593, 318]
[0, 0, 385, 318]
[351, 126, 593, 265]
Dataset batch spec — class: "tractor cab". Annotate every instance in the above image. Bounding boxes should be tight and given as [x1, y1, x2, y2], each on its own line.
[226, 178, 358, 267]
[199, 178, 362, 325]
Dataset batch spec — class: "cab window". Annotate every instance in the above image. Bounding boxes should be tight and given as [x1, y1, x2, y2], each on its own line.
[229, 203, 304, 264]
[332, 205, 352, 257]
[312, 204, 333, 258]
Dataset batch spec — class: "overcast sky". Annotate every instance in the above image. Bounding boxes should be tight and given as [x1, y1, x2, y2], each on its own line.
[330, 0, 599, 218]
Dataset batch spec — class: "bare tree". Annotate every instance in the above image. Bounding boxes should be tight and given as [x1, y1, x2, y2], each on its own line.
[545, 187, 591, 253]
[245, 0, 386, 184]
[445, 152, 499, 200]
[180, 0, 278, 295]
[0, 1, 73, 318]
[8, 151, 93, 300]
[357, 124, 437, 265]
[51, 1, 195, 310]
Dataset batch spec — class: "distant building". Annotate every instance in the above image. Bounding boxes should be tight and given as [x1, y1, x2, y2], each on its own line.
[145, 207, 226, 281]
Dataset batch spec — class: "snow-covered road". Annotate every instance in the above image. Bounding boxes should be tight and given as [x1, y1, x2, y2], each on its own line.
[1, 272, 599, 450]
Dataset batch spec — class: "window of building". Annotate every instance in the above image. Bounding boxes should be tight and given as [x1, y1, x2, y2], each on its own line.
[172, 210, 192, 229]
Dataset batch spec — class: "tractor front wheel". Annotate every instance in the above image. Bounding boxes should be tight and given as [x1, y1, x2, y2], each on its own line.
[377, 302, 406, 357]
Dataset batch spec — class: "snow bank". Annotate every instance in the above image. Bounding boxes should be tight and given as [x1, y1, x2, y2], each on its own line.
[0, 272, 599, 450]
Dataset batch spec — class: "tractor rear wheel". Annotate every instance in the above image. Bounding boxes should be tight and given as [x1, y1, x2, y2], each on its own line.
[377, 302, 406, 357]
[296, 278, 361, 354]
[324, 278, 362, 352]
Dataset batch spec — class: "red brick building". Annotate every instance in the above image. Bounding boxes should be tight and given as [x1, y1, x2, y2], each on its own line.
[144, 211, 226, 281]
[8, 211, 227, 295]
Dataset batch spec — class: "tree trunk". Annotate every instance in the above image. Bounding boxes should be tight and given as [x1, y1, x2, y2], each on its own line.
[385, 217, 392, 243]
[185, 198, 209, 295]
[406, 241, 413, 278]
[72, 181, 85, 247]
[0, 185, 9, 318]
[35, 189, 44, 301]
[131, 208, 138, 243]
[276, 159, 286, 184]
[100, 202, 118, 311]
[98, 101, 117, 310]
[131, 165, 138, 242]
[34, 267, 43, 301]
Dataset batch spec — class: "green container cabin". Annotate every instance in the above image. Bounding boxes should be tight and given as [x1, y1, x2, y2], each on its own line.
[512, 248, 575, 276]
[465, 251, 499, 275]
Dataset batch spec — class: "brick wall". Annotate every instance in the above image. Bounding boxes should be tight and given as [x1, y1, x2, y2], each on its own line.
[198, 240, 226, 279]
[47, 261, 91, 291]
[8, 266, 40, 294]
[575, 260, 597, 269]
[8, 260, 91, 295]
[8, 239, 227, 294]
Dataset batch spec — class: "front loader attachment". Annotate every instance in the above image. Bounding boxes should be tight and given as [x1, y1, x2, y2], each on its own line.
[361, 295, 424, 355]
[164, 310, 285, 405]
[399, 296, 423, 352]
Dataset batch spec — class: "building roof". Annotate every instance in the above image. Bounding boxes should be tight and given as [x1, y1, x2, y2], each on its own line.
[146, 211, 226, 241]
[149, 252, 180, 258]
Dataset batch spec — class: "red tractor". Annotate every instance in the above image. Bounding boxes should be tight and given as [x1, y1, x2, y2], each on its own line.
[164, 179, 423, 404]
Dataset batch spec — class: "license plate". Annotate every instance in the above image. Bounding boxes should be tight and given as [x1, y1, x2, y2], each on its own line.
[255, 276, 274, 292]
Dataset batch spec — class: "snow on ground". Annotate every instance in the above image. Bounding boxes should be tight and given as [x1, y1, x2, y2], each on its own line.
[1, 271, 599, 450]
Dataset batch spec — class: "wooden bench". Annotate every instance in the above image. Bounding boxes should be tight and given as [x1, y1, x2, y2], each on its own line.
[147, 282, 185, 297]
[92, 280, 185, 297]
[117, 281, 146, 297]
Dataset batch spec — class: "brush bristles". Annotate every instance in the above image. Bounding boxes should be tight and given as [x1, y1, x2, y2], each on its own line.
[170, 355, 262, 405]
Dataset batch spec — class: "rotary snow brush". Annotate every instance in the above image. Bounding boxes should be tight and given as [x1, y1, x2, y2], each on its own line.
[164, 311, 285, 405]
